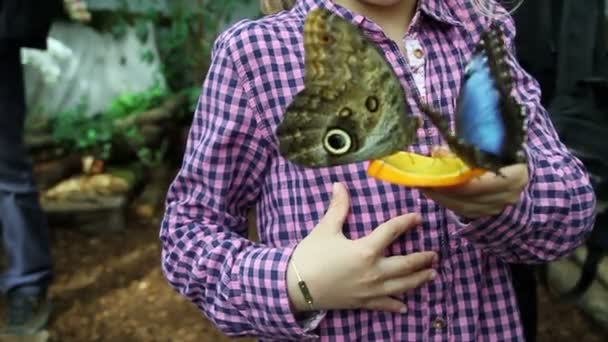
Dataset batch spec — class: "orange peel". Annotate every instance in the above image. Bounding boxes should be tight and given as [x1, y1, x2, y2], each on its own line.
[367, 151, 486, 187]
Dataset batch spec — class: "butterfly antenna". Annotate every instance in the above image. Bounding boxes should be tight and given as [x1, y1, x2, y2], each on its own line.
[418, 103, 444, 129]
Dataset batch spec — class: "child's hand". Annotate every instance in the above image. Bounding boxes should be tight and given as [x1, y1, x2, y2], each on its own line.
[287, 183, 437, 314]
[421, 163, 529, 219]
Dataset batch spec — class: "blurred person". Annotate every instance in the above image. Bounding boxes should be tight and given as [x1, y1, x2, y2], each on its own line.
[0, 0, 90, 335]
[511, 1, 607, 341]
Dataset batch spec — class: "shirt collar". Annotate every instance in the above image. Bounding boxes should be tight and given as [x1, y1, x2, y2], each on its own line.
[293, 0, 464, 28]
[293, 0, 365, 25]
[419, 0, 464, 27]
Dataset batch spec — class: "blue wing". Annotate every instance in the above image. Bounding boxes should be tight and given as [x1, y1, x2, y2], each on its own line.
[455, 52, 506, 156]
[420, 24, 527, 174]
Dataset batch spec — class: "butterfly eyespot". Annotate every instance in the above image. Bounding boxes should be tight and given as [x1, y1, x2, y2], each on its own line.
[338, 107, 352, 117]
[320, 33, 333, 44]
[323, 129, 352, 155]
[365, 96, 379, 112]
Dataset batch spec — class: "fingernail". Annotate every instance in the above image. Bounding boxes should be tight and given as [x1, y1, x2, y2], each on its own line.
[429, 270, 437, 280]
[332, 182, 339, 193]
[400, 305, 408, 313]
[432, 253, 439, 264]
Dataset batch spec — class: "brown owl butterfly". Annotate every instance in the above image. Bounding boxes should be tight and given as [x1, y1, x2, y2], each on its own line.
[275, 8, 418, 168]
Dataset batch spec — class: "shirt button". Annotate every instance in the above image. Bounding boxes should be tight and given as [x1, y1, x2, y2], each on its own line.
[432, 318, 447, 330]
[413, 48, 424, 59]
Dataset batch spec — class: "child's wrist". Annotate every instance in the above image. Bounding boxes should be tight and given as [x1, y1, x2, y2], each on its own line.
[287, 259, 315, 313]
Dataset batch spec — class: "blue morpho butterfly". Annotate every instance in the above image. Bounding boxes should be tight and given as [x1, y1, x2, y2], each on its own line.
[420, 24, 528, 175]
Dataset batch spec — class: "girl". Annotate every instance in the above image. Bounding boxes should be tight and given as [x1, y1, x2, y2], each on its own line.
[160, 0, 596, 340]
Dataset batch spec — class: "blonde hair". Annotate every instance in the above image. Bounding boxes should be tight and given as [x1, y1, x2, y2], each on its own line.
[471, 0, 524, 19]
[260, 0, 297, 15]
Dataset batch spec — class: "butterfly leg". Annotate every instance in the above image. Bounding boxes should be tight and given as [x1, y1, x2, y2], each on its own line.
[419, 103, 452, 135]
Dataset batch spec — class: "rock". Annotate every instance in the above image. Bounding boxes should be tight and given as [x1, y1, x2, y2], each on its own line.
[547, 257, 608, 330]
[138, 281, 150, 291]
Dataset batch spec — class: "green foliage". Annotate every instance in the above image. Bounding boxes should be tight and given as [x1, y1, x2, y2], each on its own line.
[185, 86, 202, 112]
[52, 84, 169, 164]
[96, 0, 257, 91]
[155, 0, 258, 90]
[52, 100, 107, 157]
[136, 140, 169, 166]
[105, 83, 168, 119]
[51, 1, 260, 165]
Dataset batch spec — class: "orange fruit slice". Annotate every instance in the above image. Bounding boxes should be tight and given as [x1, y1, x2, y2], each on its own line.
[367, 151, 486, 187]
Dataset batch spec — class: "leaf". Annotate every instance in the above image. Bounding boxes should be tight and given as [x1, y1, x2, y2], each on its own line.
[140, 49, 155, 64]
[135, 18, 150, 42]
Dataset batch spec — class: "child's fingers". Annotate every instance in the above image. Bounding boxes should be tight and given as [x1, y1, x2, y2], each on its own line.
[361, 296, 408, 313]
[359, 213, 422, 252]
[380, 269, 437, 296]
[318, 182, 351, 235]
[378, 252, 437, 279]
[431, 145, 454, 158]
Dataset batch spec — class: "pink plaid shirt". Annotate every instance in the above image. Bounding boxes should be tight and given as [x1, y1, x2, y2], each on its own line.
[160, 0, 596, 341]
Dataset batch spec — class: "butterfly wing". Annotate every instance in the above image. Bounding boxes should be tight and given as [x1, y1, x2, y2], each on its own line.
[276, 8, 418, 168]
[456, 53, 506, 156]
[422, 25, 527, 173]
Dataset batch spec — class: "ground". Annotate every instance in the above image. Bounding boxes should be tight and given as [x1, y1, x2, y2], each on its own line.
[1, 213, 606, 341]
